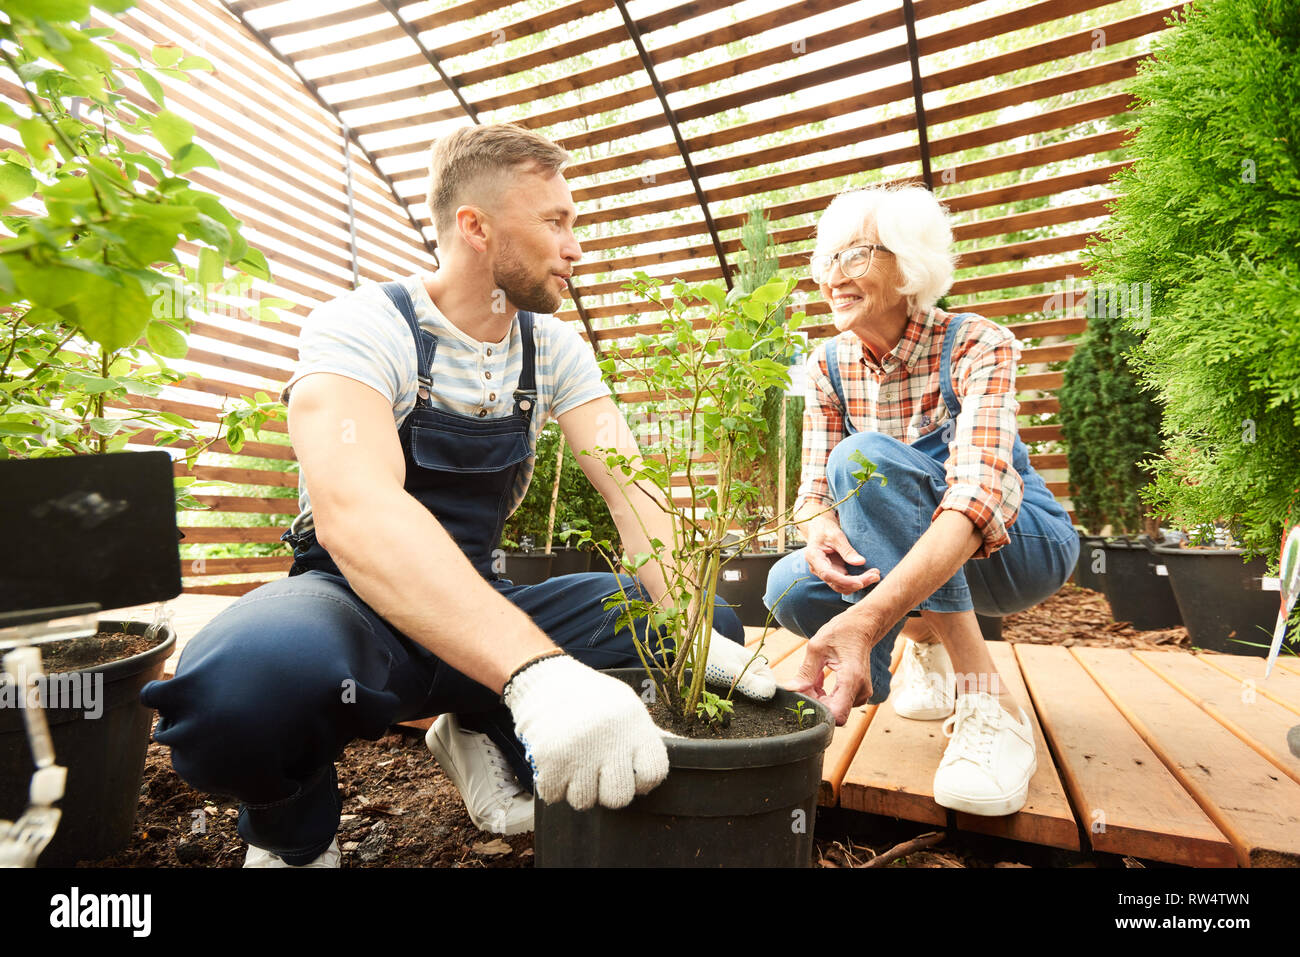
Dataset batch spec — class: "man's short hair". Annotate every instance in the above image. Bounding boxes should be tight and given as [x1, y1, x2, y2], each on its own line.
[426, 124, 571, 243]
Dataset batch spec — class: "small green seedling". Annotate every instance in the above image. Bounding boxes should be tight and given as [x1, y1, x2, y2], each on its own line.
[696, 691, 734, 727]
[787, 700, 815, 729]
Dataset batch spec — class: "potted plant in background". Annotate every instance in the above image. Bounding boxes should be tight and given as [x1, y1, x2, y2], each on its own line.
[498, 422, 621, 582]
[712, 207, 805, 626]
[1085, 0, 1298, 652]
[0, 0, 282, 864]
[1057, 274, 1178, 629]
[535, 272, 881, 867]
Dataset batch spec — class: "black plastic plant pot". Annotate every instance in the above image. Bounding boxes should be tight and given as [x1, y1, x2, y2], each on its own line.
[502, 552, 553, 586]
[0, 619, 175, 867]
[714, 553, 785, 628]
[1074, 534, 1107, 592]
[534, 668, 833, 867]
[1152, 545, 1277, 656]
[1098, 538, 1183, 630]
[547, 547, 592, 578]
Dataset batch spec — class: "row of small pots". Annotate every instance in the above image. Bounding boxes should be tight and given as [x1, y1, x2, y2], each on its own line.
[1075, 533, 1278, 655]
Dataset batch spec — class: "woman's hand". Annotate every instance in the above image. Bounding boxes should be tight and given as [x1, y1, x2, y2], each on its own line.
[802, 511, 880, 595]
[787, 610, 880, 726]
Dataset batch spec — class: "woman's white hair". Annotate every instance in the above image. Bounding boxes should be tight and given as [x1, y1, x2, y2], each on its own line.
[815, 184, 956, 312]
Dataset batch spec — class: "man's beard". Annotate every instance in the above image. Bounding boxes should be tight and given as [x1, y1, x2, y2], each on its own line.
[492, 243, 562, 314]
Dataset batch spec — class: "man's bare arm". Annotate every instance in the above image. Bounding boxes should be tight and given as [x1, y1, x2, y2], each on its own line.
[287, 372, 558, 692]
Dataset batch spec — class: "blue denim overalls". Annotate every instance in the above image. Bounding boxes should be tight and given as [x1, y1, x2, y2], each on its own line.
[282, 281, 538, 581]
[765, 313, 1079, 703]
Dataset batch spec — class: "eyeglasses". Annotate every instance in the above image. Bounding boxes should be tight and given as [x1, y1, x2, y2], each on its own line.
[809, 244, 891, 284]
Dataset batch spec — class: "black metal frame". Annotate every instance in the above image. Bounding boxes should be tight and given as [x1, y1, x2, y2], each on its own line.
[902, 0, 934, 191]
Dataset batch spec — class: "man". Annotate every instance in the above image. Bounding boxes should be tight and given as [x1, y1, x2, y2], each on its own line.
[140, 123, 774, 867]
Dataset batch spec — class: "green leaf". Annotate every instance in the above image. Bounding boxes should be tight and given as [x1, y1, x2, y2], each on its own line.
[151, 110, 194, 157]
[16, 118, 55, 164]
[151, 45, 184, 68]
[172, 142, 219, 174]
[5, 0, 91, 20]
[145, 320, 188, 358]
[177, 55, 214, 72]
[0, 163, 37, 209]
[226, 424, 244, 454]
[68, 272, 154, 352]
[137, 69, 166, 107]
[198, 246, 223, 285]
[64, 371, 118, 394]
[234, 246, 270, 281]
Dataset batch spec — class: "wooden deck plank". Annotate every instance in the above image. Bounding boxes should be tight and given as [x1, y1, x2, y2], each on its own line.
[1073, 646, 1300, 867]
[1192, 653, 1300, 717]
[742, 626, 806, 666]
[1015, 644, 1235, 867]
[1135, 651, 1300, 787]
[1278, 657, 1300, 678]
[113, 594, 238, 676]
[953, 642, 1080, 850]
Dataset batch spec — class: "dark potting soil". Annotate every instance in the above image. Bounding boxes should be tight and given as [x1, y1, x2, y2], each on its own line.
[648, 689, 812, 739]
[37, 631, 164, 673]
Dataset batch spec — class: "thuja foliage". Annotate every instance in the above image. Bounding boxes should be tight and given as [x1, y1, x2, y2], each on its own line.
[1086, 0, 1300, 563]
[1058, 300, 1164, 536]
[0, 0, 285, 506]
[568, 274, 879, 724]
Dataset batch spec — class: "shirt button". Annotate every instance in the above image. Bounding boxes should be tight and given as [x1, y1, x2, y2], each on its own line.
[478, 409, 487, 417]
[485, 371, 492, 380]
[489, 392, 497, 401]
[486, 348, 492, 356]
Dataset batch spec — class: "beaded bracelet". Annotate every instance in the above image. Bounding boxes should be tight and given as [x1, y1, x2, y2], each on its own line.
[502, 648, 568, 699]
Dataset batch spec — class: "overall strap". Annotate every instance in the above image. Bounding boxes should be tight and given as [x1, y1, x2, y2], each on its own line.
[382, 280, 438, 405]
[823, 339, 858, 436]
[513, 311, 538, 417]
[938, 312, 983, 420]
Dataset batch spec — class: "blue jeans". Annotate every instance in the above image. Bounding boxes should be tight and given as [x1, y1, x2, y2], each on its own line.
[140, 570, 743, 865]
[764, 431, 1078, 705]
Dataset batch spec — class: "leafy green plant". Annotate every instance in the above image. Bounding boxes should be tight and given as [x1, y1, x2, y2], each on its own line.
[787, 699, 814, 729]
[0, 0, 285, 509]
[1057, 287, 1164, 537]
[1084, 0, 1300, 565]
[501, 422, 620, 556]
[731, 206, 801, 551]
[695, 690, 734, 727]
[568, 272, 880, 727]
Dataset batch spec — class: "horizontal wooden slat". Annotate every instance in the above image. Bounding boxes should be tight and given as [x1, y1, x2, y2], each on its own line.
[178, 526, 291, 544]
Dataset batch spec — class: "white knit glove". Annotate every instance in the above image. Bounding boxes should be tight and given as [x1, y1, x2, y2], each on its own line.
[503, 655, 670, 811]
[704, 629, 776, 701]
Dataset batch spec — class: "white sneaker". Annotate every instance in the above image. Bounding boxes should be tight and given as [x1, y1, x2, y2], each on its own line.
[425, 714, 534, 835]
[244, 837, 340, 868]
[932, 692, 1037, 817]
[892, 637, 956, 720]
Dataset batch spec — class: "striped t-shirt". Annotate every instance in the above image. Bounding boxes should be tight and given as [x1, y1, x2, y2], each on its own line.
[280, 273, 611, 541]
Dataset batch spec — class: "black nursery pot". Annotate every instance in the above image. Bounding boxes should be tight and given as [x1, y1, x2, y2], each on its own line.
[547, 547, 592, 578]
[713, 552, 785, 628]
[1152, 545, 1277, 656]
[1074, 533, 1107, 592]
[0, 619, 175, 867]
[1098, 538, 1183, 630]
[534, 669, 833, 867]
[501, 552, 553, 586]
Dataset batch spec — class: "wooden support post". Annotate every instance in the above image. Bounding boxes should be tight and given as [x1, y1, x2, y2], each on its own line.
[544, 431, 565, 554]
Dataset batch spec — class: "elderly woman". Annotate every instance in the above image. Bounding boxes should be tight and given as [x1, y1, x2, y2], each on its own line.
[764, 184, 1078, 817]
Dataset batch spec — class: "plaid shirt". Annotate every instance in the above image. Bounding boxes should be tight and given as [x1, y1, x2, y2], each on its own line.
[795, 306, 1024, 559]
